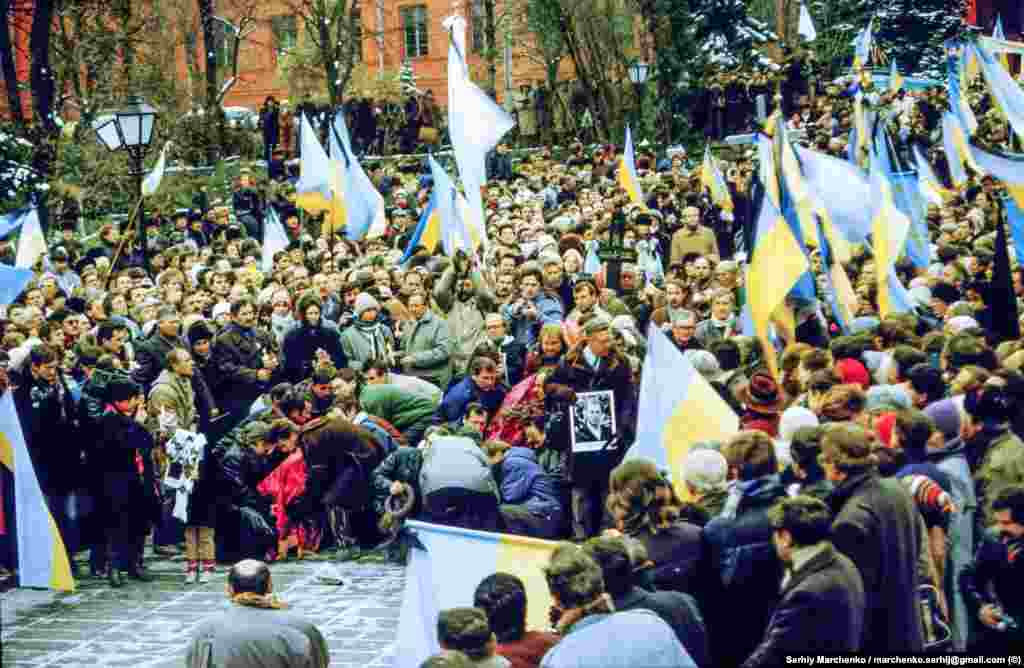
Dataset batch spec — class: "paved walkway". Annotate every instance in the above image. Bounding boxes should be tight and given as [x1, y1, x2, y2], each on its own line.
[0, 554, 405, 668]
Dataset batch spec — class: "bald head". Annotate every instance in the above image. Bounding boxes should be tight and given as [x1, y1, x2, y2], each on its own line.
[228, 559, 272, 595]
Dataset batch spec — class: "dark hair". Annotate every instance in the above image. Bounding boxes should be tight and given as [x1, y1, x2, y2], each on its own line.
[581, 536, 634, 597]
[710, 339, 741, 371]
[767, 496, 833, 546]
[227, 559, 271, 594]
[465, 402, 487, 419]
[418, 652, 475, 668]
[230, 297, 256, 316]
[894, 409, 935, 461]
[891, 346, 927, 382]
[436, 608, 492, 661]
[470, 356, 498, 376]
[992, 485, 1024, 525]
[96, 320, 125, 345]
[278, 391, 308, 417]
[789, 425, 825, 480]
[269, 382, 295, 403]
[29, 343, 58, 367]
[473, 574, 527, 643]
[267, 418, 298, 444]
[722, 430, 777, 480]
[903, 364, 943, 406]
[945, 335, 992, 372]
[800, 348, 833, 374]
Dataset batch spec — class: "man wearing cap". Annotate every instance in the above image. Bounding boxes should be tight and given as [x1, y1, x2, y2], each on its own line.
[217, 421, 281, 562]
[96, 377, 159, 586]
[545, 316, 636, 539]
[819, 424, 924, 653]
[133, 305, 188, 393]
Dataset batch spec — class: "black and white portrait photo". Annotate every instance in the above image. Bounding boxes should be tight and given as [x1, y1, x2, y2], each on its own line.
[570, 390, 616, 453]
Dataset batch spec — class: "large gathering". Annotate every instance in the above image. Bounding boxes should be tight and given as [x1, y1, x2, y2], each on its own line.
[2, 2, 1024, 667]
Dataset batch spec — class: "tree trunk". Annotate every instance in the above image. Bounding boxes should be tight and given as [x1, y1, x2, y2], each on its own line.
[198, 0, 218, 164]
[29, 0, 56, 133]
[0, 0, 24, 124]
[484, 0, 496, 94]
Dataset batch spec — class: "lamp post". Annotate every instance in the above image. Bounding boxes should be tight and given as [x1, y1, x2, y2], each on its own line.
[628, 60, 650, 136]
[598, 208, 639, 294]
[92, 95, 158, 273]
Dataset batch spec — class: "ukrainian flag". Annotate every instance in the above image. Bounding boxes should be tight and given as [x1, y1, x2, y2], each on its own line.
[326, 111, 387, 240]
[0, 393, 75, 591]
[971, 144, 1024, 260]
[1003, 193, 1024, 262]
[912, 145, 956, 206]
[398, 187, 441, 264]
[701, 146, 733, 212]
[15, 207, 46, 269]
[970, 41, 1024, 140]
[815, 214, 857, 333]
[294, 113, 347, 233]
[853, 19, 873, 69]
[868, 149, 912, 319]
[794, 143, 870, 257]
[631, 326, 738, 496]
[947, 48, 978, 135]
[889, 60, 905, 94]
[429, 154, 481, 256]
[943, 112, 977, 188]
[993, 15, 1012, 72]
[395, 521, 557, 668]
[618, 126, 645, 206]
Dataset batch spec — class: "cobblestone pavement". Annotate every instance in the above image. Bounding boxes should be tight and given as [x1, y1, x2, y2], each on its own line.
[0, 552, 405, 668]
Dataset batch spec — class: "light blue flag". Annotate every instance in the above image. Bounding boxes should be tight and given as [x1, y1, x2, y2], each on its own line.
[795, 144, 872, 243]
[583, 239, 601, 275]
[0, 266, 34, 305]
[0, 208, 33, 240]
[890, 172, 932, 270]
[947, 49, 978, 135]
[15, 207, 46, 269]
[328, 112, 387, 240]
[261, 207, 289, 273]
[444, 15, 515, 256]
[1003, 195, 1024, 261]
[427, 155, 476, 256]
[970, 41, 1024, 141]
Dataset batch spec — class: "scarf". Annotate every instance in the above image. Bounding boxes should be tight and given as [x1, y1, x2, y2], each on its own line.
[353, 319, 387, 363]
[231, 592, 288, 609]
[709, 315, 735, 335]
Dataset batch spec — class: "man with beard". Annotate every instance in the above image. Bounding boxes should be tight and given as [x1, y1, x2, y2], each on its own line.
[652, 280, 689, 328]
[434, 250, 495, 381]
[566, 278, 612, 330]
[616, 264, 655, 335]
[493, 270, 518, 308]
[281, 294, 347, 384]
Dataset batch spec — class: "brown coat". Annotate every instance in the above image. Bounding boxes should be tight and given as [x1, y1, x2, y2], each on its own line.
[670, 226, 719, 266]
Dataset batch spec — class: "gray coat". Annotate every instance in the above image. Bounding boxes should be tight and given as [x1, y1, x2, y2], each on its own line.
[186, 603, 329, 668]
[399, 311, 452, 390]
[434, 266, 495, 375]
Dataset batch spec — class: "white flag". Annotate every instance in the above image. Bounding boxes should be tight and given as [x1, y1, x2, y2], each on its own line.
[141, 142, 171, 197]
[443, 15, 515, 255]
[15, 208, 46, 269]
[799, 3, 817, 41]
[262, 207, 289, 273]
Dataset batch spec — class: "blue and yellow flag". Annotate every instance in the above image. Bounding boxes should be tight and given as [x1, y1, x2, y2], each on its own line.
[993, 15, 1012, 71]
[398, 187, 441, 264]
[853, 19, 873, 69]
[947, 48, 978, 136]
[912, 145, 956, 206]
[970, 41, 1024, 141]
[943, 112, 976, 188]
[0, 393, 75, 591]
[294, 113, 344, 228]
[428, 155, 479, 257]
[971, 143, 1024, 261]
[326, 111, 387, 240]
[868, 149, 912, 319]
[395, 521, 557, 668]
[815, 214, 857, 333]
[618, 126, 645, 206]
[889, 60, 905, 94]
[701, 146, 733, 212]
[631, 325, 738, 496]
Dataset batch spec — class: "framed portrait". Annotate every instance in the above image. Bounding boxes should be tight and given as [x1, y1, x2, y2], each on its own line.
[569, 390, 616, 453]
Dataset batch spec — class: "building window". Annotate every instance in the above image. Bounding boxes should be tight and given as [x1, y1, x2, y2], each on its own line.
[272, 15, 298, 55]
[401, 5, 429, 59]
[470, 0, 486, 54]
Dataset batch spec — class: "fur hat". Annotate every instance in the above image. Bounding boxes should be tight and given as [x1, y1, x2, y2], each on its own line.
[187, 320, 215, 347]
[737, 371, 785, 413]
[354, 293, 381, 317]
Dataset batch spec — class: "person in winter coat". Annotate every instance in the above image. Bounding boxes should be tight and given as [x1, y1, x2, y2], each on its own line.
[435, 252, 496, 378]
[281, 293, 347, 384]
[216, 421, 282, 563]
[147, 347, 198, 433]
[187, 320, 221, 435]
[476, 313, 527, 388]
[474, 573, 560, 668]
[497, 438, 563, 539]
[339, 294, 396, 371]
[360, 382, 437, 448]
[742, 496, 865, 667]
[133, 306, 188, 393]
[437, 357, 507, 429]
[698, 431, 788, 667]
[399, 291, 452, 390]
[96, 377, 160, 587]
[419, 430, 502, 532]
[502, 264, 564, 347]
[961, 388, 1024, 532]
[820, 423, 925, 654]
[371, 443, 425, 520]
[960, 485, 1024, 655]
[545, 317, 637, 540]
[210, 298, 280, 426]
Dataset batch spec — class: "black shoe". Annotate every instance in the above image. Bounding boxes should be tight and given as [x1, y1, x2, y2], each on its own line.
[127, 568, 154, 582]
[108, 570, 123, 588]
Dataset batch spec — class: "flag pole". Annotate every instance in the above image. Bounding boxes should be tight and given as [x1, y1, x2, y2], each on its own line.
[104, 195, 145, 289]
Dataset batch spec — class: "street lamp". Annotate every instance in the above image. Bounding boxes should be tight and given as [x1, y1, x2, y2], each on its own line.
[628, 60, 650, 133]
[92, 95, 158, 273]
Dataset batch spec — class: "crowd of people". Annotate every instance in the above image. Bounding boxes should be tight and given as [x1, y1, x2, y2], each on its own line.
[1, 62, 1024, 666]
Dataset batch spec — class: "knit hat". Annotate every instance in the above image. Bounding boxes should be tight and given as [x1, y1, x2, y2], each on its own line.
[187, 320, 215, 347]
[737, 371, 785, 413]
[865, 385, 913, 413]
[108, 377, 142, 403]
[834, 358, 870, 389]
[683, 349, 720, 379]
[924, 397, 962, 442]
[682, 449, 728, 493]
[354, 293, 381, 317]
[779, 406, 819, 442]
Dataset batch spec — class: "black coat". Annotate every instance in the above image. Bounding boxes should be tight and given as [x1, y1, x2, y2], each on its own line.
[828, 471, 925, 654]
[742, 544, 866, 667]
[210, 324, 278, 412]
[13, 373, 80, 496]
[280, 320, 347, 384]
[698, 475, 787, 667]
[96, 410, 160, 533]
[133, 332, 187, 392]
[961, 528, 1024, 625]
[545, 344, 637, 484]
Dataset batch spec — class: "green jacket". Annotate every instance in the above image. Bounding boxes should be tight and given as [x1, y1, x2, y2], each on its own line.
[359, 383, 436, 435]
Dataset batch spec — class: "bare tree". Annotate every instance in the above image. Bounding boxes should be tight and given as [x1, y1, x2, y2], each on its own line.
[282, 0, 365, 107]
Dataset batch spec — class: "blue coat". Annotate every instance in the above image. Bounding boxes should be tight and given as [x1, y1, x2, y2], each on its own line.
[500, 447, 562, 519]
[503, 292, 565, 347]
[436, 376, 506, 427]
